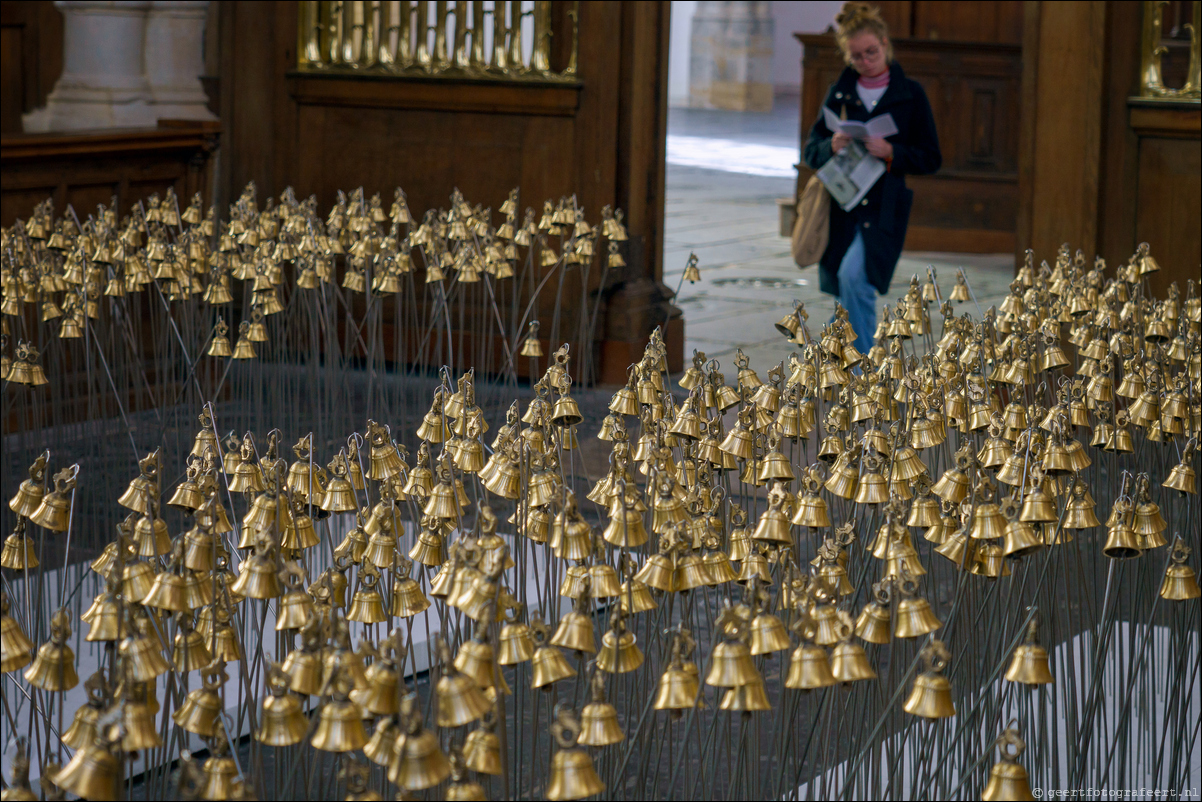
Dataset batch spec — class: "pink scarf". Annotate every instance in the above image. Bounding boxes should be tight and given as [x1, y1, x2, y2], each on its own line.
[857, 70, 890, 91]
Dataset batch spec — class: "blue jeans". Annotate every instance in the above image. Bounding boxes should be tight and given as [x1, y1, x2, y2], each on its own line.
[837, 230, 877, 354]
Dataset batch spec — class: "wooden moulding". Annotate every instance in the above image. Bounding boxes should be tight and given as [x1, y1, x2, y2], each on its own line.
[285, 71, 583, 117]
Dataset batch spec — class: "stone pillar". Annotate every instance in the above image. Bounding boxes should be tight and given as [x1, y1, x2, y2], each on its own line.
[144, 1, 216, 120]
[23, 1, 157, 132]
[689, 0, 774, 112]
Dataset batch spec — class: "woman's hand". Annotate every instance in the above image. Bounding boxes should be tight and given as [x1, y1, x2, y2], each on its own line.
[831, 131, 851, 154]
[865, 137, 893, 160]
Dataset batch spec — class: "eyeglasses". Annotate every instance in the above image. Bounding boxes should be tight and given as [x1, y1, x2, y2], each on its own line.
[849, 46, 882, 63]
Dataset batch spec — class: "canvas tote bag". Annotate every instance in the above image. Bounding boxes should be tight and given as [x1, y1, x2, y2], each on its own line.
[791, 173, 830, 268]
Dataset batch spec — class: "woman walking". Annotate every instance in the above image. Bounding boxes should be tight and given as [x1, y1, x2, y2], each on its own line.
[803, 2, 942, 354]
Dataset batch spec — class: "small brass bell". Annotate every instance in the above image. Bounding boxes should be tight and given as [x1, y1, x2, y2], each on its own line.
[546, 707, 606, 800]
[51, 734, 121, 802]
[63, 676, 105, 749]
[229, 536, 284, 599]
[464, 717, 503, 775]
[579, 674, 625, 746]
[894, 577, 942, 638]
[8, 452, 47, 517]
[435, 641, 491, 727]
[903, 640, 956, 719]
[532, 625, 575, 689]
[387, 695, 451, 790]
[121, 680, 164, 751]
[551, 609, 597, 654]
[0, 519, 37, 570]
[24, 609, 78, 691]
[276, 565, 314, 630]
[596, 620, 644, 673]
[392, 571, 432, 618]
[29, 465, 78, 532]
[1160, 539, 1202, 600]
[1005, 617, 1054, 685]
[347, 564, 388, 623]
[311, 670, 368, 752]
[706, 608, 758, 687]
[752, 483, 794, 545]
[364, 717, 401, 766]
[174, 666, 225, 737]
[786, 642, 836, 690]
[855, 590, 892, 645]
[981, 726, 1037, 801]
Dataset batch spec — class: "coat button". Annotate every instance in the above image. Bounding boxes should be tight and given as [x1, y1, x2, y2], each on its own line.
[860, 199, 868, 206]
[835, 91, 843, 99]
[863, 221, 871, 228]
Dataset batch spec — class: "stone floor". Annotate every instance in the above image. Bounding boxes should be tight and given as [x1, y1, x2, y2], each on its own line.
[663, 105, 1015, 373]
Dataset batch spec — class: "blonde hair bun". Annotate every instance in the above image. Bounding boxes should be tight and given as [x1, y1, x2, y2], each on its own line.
[834, 2, 891, 65]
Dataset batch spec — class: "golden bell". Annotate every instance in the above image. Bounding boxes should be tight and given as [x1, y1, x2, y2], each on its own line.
[894, 596, 941, 638]
[1, 527, 37, 570]
[173, 628, 213, 673]
[532, 645, 575, 688]
[1001, 516, 1045, 558]
[855, 602, 892, 645]
[120, 631, 171, 681]
[675, 552, 712, 591]
[719, 678, 772, 711]
[786, 643, 836, 690]
[51, 738, 121, 802]
[654, 661, 701, 712]
[791, 492, 830, 528]
[284, 649, 323, 696]
[230, 553, 283, 599]
[982, 728, 1037, 801]
[932, 464, 970, 504]
[143, 570, 188, 612]
[551, 611, 597, 654]
[1102, 521, 1141, 559]
[358, 660, 401, 715]
[580, 701, 625, 746]
[497, 621, 535, 664]
[619, 579, 658, 614]
[436, 670, 491, 727]
[752, 487, 794, 545]
[904, 643, 956, 719]
[175, 684, 223, 737]
[705, 639, 757, 687]
[120, 684, 164, 751]
[392, 576, 431, 617]
[1161, 541, 1202, 600]
[364, 717, 401, 765]
[597, 629, 644, 673]
[454, 639, 498, 688]
[25, 614, 78, 691]
[749, 613, 791, 655]
[823, 458, 858, 499]
[1019, 486, 1057, 523]
[737, 551, 772, 585]
[8, 457, 46, 517]
[64, 696, 102, 749]
[347, 581, 389, 624]
[831, 640, 877, 683]
[1005, 637, 1054, 685]
[464, 724, 503, 775]
[29, 485, 72, 531]
[546, 747, 606, 800]
[311, 697, 368, 752]
[388, 725, 452, 790]
[634, 553, 678, 592]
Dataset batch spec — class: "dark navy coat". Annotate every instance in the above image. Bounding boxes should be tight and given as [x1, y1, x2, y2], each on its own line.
[803, 61, 941, 298]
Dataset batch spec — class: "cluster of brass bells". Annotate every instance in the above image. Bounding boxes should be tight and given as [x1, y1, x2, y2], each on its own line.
[1, 183, 631, 370]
